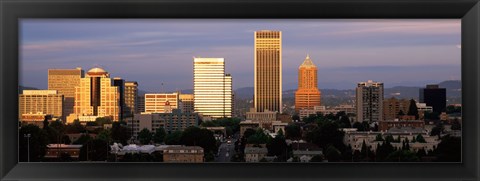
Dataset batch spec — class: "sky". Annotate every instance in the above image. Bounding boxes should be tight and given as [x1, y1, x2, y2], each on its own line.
[20, 19, 461, 92]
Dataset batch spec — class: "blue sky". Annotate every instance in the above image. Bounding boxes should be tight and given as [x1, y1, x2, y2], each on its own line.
[20, 19, 461, 91]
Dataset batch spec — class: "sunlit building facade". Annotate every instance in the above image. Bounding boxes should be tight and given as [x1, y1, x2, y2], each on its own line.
[356, 80, 384, 123]
[19, 90, 63, 119]
[144, 92, 179, 113]
[254, 30, 282, 113]
[48, 67, 84, 119]
[193, 57, 233, 118]
[69, 67, 120, 122]
[295, 55, 321, 112]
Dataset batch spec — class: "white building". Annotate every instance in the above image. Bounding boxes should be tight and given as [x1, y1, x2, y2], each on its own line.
[193, 58, 233, 118]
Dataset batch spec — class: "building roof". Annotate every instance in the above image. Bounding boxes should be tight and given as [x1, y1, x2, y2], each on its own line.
[245, 147, 268, 154]
[87, 67, 107, 74]
[299, 54, 316, 68]
[47, 144, 83, 149]
[387, 127, 426, 134]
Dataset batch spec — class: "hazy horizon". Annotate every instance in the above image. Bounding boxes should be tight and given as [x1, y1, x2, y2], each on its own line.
[20, 19, 461, 91]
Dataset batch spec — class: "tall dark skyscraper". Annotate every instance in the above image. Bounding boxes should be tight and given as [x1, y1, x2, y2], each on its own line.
[114, 77, 125, 121]
[419, 84, 446, 113]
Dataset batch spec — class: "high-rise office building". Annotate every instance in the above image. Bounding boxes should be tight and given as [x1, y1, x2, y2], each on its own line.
[419, 84, 446, 113]
[19, 90, 63, 119]
[193, 57, 233, 118]
[69, 67, 120, 123]
[113, 77, 125, 121]
[254, 30, 282, 113]
[136, 95, 145, 113]
[179, 94, 194, 113]
[144, 92, 179, 113]
[124, 81, 138, 118]
[295, 55, 321, 112]
[48, 67, 84, 120]
[356, 80, 384, 123]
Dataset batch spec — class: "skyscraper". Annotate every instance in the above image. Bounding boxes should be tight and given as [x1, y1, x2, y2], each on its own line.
[419, 84, 446, 113]
[113, 77, 125, 121]
[124, 81, 138, 118]
[69, 67, 120, 123]
[254, 30, 282, 113]
[48, 67, 84, 120]
[193, 57, 233, 118]
[356, 80, 384, 123]
[295, 55, 321, 112]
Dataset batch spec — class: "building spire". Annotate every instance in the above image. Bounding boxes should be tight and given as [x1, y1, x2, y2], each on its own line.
[299, 54, 316, 68]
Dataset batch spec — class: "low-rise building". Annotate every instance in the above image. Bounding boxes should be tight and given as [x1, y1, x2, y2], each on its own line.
[240, 120, 260, 137]
[244, 147, 268, 162]
[128, 109, 199, 137]
[379, 119, 425, 132]
[246, 109, 277, 129]
[163, 146, 204, 163]
[45, 144, 83, 159]
[343, 128, 438, 152]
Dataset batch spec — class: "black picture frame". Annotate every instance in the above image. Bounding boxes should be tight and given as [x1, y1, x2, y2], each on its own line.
[1, 0, 479, 180]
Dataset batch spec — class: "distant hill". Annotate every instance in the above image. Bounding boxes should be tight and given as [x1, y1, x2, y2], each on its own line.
[234, 87, 254, 99]
[19, 86, 39, 92]
[231, 80, 461, 101]
[384, 86, 421, 99]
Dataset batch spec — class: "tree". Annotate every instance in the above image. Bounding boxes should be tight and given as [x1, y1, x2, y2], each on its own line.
[416, 134, 426, 143]
[430, 123, 444, 136]
[285, 124, 301, 139]
[230, 153, 245, 162]
[435, 135, 461, 162]
[292, 114, 300, 122]
[246, 128, 270, 145]
[306, 121, 346, 151]
[310, 155, 324, 162]
[73, 134, 92, 145]
[386, 150, 419, 162]
[325, 145, 341, 162]
[407, 99, 419, 119]
[79, 139, 109, 161]
[164, 131, 183, 145]
[397, 110, 405, 116]
[65, 120, 86, 134]
[95, 117, 113, 126]
[153, 127, 167, 144]
[111, 121, 130, 144]
[97, 129, 112, 143]
[375, 141, 395, 162]
[375, 134, 384, 141]
[19, 124, 48, 162]
[450, 119, 461, 130]
[180, 127, 218, 161]
[339, 115, 352, 128]
[385, 135, 395, 143]
[266, 133, 288, 160]
[138, 128, 152, 145]
[352, 121, 367, 131]
[242, 128, 256, 139]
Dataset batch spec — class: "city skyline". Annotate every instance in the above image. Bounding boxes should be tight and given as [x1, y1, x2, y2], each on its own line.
[21, 19, 461, 91]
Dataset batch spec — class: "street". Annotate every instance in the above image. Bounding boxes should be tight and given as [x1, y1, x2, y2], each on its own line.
[214, 138, 236, 162]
